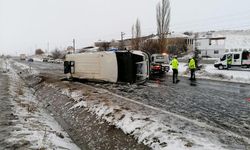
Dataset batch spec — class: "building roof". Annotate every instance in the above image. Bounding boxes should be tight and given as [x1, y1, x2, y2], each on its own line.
[150, 33, 190, 40]
[213, 31, 250, 49]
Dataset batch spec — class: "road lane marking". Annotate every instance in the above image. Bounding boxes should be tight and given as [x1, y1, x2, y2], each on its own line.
[79, 83, 250, 142]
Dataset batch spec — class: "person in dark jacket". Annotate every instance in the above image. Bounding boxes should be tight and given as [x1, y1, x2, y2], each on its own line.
[189, 57, 196, 80]
[171, 56, 179, 83]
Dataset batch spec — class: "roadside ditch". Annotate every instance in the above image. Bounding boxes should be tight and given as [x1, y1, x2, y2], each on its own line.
[11, 63, 149, 150]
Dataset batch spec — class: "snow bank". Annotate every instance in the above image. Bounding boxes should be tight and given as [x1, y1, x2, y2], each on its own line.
[169, 63, 250, 84]
[179, 53, 194, 60]
[204, 64, 250, 83]
[12, 60, 39, 75]
[32, 57, 43, 62]
[49, 84, 230, 150]
[5, 59, 80, 150]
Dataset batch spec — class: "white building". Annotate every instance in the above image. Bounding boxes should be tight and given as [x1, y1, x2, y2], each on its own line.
[196, 30, 250, 58]
[196, 37, 226, 58]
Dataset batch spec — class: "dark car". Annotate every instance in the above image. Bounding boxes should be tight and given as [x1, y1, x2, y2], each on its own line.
[27, 58, 34, 62]
[43, 58, 49, 62]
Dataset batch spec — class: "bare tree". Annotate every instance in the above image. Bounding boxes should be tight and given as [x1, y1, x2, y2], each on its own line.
[132, 25, 135, 48]
[193, 32, 200, 67]
[156, 0, 171, 53]
[140, 39, 160, 55]
[100, 42, 111, 51]
[131, 18, 141, 50]
[135, 19, 141, 49]
[35, 49, 44, 55]
[167, 38, 187, 55]
[192, 32, 199, 58]
[66, 46, 74, 54]
[51, 48, 62, 59]
[183, 31, 193, 36]
[119, 32, 126, 50]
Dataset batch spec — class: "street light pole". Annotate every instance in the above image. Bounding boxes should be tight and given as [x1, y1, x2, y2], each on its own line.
[120, 32, 125, 50]
[47, 42, 49, 54]
[73, 39, 76, 53]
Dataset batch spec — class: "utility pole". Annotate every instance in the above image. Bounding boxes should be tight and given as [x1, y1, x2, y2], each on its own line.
[73, 39, 76, 53]
[121, 32, 125, 41]
[47, 42, 49, 54]
[120, 32, 125, 50]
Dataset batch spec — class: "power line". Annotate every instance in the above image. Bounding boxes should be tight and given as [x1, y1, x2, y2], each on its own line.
[171, 15, 250, 29]
[137, 9, 250, 33]
[172, 23, 250, 33]
[39, 10, 250, 47]
[172, 9, 250, 25]
[74, 9, 250, 41]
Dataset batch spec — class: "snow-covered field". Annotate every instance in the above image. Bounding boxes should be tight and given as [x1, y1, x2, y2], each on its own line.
[1, 59, 80, 149]
[169, 63, 250, 84]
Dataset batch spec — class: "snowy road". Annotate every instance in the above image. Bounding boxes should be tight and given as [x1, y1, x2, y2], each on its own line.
[17, 60, 250, 137]
[14, 59, 250, 149]
[85, 75, 250, 139]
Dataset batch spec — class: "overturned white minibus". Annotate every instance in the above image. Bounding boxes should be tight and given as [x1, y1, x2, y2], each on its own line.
[64, 50, 150, 83]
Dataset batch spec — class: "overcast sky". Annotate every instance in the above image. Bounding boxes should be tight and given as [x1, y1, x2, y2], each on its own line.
[0, 0, 250, 55]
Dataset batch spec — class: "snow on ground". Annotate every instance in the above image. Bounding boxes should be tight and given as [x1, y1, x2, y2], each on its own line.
[204, 64, 250, 82]
[4, 59, 80, 150]
[32, 57, 43, 62]
[169, 62, 250, 84]
[11, 60, 39, 75]
[201, 58, 219, 61]
[9, 59, 249, 149]
[179, 53, 194, 60]
[47, 84, 232, 150]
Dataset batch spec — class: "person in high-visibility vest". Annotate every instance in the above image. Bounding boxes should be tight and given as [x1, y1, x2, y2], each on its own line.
[171, 56, 179, 83]
[227, 55, 232, 68]
[189, 57, 196, 80]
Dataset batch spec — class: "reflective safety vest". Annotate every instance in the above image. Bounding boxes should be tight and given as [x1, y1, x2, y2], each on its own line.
[189, 58, 196, 69]
[227, 57, 232, 64]
[171, 58, 179, 69]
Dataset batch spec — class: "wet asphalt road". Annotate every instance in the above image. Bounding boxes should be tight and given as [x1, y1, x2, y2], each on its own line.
[89, 75, 250, 139]
[17, 60, 250, 139]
